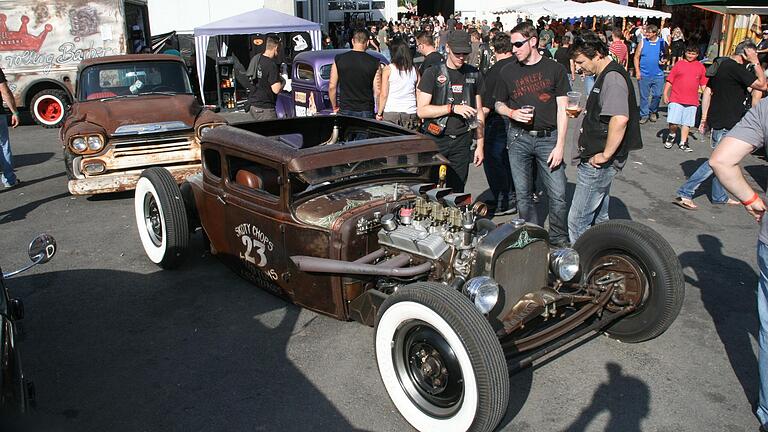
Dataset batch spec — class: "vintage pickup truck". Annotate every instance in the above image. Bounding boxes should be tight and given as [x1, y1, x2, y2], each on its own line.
[60, 54, 225, 195]
[132, 115, 684, 432]
[276, 49, 387, 118]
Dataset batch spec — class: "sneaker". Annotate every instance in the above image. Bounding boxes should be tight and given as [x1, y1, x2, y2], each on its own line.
[532, 191, 544, 204]
[679, 142, 693, 152]
[664, 134, 676, 149]
[2, 179, 20, 188]
[496, 202, 518, 216]
[639, 117, 649, 124]
[649, 112, 658, 122]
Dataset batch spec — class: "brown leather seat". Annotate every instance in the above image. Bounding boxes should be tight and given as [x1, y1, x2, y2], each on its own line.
[235, 169, 263, 190]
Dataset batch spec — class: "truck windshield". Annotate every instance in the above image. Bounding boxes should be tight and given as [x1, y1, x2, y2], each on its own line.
[78, 61, 193, 101]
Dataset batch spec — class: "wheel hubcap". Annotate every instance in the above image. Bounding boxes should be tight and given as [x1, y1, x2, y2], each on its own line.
[393, 321, 464, 417]
[37, 98, 63, 122]
[143, 194, 163, 247]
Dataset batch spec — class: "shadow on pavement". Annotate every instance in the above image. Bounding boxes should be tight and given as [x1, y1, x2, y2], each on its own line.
[14, 152, 54, 168]
[0, 192, 70, 224]
[678, 234, 759, 408]
[561, 362, 650, 432]
[11, 250, 364, 431]
[745, 165, 767, 193]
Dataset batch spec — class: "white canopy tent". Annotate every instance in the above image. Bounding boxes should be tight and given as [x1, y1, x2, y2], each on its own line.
[193, 8, 321, 104]
[497, 0, 669, 21]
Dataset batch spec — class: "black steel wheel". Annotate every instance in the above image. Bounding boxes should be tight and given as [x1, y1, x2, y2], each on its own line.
[375, 282, 509, 432]
[574, 220, 685, 343]
[134, 167, 189, 269]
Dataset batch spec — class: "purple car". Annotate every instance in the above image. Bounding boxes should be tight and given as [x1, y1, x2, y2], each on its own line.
[276, 49, 388, 118]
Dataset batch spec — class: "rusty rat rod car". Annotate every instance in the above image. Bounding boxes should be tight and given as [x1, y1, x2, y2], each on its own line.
[132, 115, 684, 432]
[60, 54, 226, 195]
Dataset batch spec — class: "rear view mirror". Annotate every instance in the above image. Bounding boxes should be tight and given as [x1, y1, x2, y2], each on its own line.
[28, 234, 56, 264]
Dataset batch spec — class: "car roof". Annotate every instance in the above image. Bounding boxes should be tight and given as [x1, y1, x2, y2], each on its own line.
[204, 119, 441, 173]
[293, 49, 388, 66]
[79, 54, 186, 71]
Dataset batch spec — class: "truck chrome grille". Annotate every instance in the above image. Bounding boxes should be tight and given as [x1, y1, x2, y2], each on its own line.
[112, 135, 194, 158]
[493, 241, 550, 304]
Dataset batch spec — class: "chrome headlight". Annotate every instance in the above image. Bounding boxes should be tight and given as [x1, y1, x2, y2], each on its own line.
[87, 135, 103, 151]
[71, 137, 87, 153]
[550, 248, 580, 281]
[463, 276, 499, 315]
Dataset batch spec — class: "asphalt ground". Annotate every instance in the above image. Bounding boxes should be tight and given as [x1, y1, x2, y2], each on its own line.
[0, 84, 765, 431]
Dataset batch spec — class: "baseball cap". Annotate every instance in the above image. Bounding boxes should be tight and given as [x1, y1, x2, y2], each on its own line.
[447, 30, 472, 54]
[734, 40, 757, 55]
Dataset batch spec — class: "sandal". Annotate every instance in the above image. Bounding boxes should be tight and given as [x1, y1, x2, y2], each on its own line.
[674, 197, 698, 210]
[714, 198, 741, 205]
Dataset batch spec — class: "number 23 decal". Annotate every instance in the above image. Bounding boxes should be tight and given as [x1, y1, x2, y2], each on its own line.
[240, 236, 267, 267]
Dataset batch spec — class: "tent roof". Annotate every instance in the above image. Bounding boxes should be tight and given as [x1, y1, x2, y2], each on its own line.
[193, 8, 320, 36]
[499, 0, 670, 20]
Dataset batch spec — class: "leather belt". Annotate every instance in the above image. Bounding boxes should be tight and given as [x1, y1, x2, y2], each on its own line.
[525, 129, 553, 137]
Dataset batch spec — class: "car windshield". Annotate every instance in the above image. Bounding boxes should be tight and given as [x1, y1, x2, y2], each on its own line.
[78, 61, 193, 101]
[291, 150, 442, 196]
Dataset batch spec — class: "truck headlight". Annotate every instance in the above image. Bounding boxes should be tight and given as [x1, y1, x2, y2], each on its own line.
[550, 248, 580, 281]
[71, 137, 87, 153]
[463, 276, 499, 315]
[87, 135, 103, 151]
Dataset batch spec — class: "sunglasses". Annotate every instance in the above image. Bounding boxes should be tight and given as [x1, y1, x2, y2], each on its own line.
[512, 37, 532, 48]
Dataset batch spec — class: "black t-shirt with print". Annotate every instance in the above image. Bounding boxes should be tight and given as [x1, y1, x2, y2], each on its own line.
[494, 57, 570, 130]
[707, 58, 758, 130]
[419, 63, 484, 136]
[248, 56, 280, 109]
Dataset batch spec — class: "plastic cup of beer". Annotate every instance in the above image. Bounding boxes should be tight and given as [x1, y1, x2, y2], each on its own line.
[521, 105, 535, 124]
[566, 91, 582, 117]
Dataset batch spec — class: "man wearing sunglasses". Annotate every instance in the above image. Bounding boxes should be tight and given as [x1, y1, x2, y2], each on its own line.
[494, 22, 571, 247]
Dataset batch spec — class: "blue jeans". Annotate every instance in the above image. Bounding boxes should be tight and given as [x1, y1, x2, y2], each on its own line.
[0, 114, 15, 186]
[338, 109, 374, 119]
[507, 128, 569, 244]
[483, 115, 515, 206]
[758, 241, 768, 428]
[677, 128, 729, 203]
[638, 75, 665, 118]
[568, 162, 619, 242]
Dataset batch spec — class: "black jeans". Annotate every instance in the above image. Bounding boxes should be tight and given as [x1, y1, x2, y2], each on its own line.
[429, 130, 472, 192]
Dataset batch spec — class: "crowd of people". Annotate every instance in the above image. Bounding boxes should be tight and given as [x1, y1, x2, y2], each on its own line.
[308, 17, 768, 431]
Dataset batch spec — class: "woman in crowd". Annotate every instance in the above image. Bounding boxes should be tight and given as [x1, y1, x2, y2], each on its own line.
[670, 26, 685, 68]
[376, 39, 419, 131]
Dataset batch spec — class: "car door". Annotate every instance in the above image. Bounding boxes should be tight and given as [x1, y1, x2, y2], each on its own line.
[291, 61, 319, 118]
[196, 146, 228, 255]
[222, 150, 290, 298]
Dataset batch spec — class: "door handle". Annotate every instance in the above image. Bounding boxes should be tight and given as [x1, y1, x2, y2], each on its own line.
[217, 194, 226, 205]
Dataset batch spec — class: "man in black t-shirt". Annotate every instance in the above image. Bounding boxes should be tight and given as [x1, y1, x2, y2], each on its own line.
[415, 31, 443, 76]
[675, 40, 767, 210]
[246, 35, 283, 121]
[494, 22, 571, 246]
[417, 30, 485, 192]
[0, 66, 20, 188]
[481, 33, 517, 215]
[329, 29, 382, 119]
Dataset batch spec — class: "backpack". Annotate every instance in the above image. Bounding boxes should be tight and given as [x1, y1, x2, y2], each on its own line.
[705, 56, 728, 78]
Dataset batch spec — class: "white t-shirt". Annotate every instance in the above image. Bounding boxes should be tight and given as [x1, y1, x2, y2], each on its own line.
[384, 64, 418, 114]
[660, 27, 671, 44]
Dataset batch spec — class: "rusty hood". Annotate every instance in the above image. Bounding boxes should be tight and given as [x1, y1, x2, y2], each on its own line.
[67, 94, 202, 136]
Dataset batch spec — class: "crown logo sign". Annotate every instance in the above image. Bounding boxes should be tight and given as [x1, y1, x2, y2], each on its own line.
[0, 15, 53, 52]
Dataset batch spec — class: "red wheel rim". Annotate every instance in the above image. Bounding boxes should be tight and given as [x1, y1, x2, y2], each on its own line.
[36, 97, 63, 123]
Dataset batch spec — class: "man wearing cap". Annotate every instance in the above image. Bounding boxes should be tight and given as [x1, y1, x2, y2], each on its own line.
[675, 40, 766, 210]
[494, 22, 571, 246]
[417, 30, 485, 192]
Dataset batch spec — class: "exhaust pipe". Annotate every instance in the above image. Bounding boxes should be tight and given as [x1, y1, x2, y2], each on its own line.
[291, 255, 431, 277]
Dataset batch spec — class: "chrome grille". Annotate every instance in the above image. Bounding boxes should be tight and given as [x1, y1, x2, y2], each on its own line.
[112, 134, 194, 158]
[493, 241, 550, 306]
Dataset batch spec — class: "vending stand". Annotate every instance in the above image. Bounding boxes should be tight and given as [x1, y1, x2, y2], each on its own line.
[193, 8, 322, 111]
